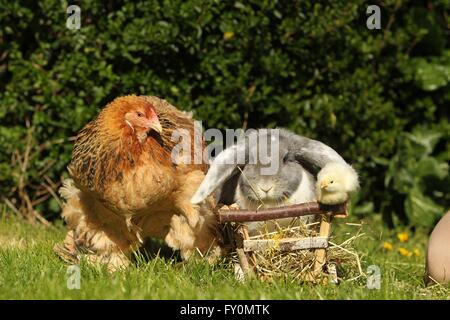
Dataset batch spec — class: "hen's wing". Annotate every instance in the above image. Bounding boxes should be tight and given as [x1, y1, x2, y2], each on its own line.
[143, 96, 207, 173]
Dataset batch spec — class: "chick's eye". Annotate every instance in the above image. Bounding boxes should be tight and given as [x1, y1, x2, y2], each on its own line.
[330, 180, 334, 184]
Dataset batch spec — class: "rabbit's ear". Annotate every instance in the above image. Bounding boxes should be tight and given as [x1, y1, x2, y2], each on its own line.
[215, 169, 240, 205]
[284, 129, 346, 175]
[191, 143, 247, 204]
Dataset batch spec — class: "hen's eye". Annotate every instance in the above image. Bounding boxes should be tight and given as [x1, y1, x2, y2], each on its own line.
[137, 112, 143, 117]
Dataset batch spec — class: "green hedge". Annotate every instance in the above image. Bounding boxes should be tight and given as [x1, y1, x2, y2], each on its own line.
[1, 0, 449, 227]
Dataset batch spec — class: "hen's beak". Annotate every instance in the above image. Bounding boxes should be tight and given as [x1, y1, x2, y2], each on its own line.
[148, 120, 163, 134]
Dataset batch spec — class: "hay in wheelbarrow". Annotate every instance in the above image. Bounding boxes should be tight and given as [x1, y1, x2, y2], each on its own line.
[218, 202, 364, 284]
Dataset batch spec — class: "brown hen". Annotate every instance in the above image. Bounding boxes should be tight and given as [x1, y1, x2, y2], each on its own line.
[55, 95, 221, 270]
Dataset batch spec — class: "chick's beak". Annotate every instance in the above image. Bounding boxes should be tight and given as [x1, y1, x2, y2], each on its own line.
[320, 182, 328, 189]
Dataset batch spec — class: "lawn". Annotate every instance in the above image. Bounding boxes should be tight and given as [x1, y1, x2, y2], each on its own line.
[0, 211, 448, 300]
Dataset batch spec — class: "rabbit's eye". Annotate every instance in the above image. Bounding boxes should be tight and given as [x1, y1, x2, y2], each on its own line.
[283, 153, 293, 163]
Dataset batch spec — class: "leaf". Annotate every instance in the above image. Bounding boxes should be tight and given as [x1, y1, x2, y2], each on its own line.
[373, 156, 390, 166]
[404, 187, 443, 228]
[223, 31, 234, 41]
[415, 157, 449, 180]
[404, 129, 442, 156]
[353, 202, 374, 216]
[413, 59, 450, 91]
[392, 167, 416, 194]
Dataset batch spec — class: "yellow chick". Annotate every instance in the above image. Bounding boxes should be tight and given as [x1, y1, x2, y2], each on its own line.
[316, 162, 359, 205]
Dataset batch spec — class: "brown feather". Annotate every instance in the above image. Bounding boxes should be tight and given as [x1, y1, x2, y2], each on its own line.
[69, 95, 206, 195]
[58, 95, 220, 270]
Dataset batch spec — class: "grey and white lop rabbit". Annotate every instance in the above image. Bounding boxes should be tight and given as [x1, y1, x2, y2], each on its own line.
[191, 128, 358, 235]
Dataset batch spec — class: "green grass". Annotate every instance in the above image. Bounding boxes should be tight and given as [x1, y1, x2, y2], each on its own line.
[0, 213, 448, 300]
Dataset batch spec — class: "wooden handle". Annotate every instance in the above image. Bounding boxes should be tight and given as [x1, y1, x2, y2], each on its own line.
[218, 202, 347, 223]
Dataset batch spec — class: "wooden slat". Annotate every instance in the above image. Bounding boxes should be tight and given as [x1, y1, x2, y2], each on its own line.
[313, 214, 333, 275]
[241, 224, 257, 267]
[243, 236, 329, 252]
[235, 224, 255, 278]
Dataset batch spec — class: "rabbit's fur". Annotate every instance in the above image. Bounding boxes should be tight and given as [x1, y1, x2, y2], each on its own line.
[232, 132, 317, 233]
[191, 128, 352, 235]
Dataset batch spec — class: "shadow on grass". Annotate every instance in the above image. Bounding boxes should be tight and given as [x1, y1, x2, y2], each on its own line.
[132, 238, 182, 264]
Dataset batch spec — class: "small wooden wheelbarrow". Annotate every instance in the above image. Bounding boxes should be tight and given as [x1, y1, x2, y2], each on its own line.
[218, 202, 348, 283]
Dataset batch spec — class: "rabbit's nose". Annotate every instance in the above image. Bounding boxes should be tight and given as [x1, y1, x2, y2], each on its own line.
[259, 185, 273, 193]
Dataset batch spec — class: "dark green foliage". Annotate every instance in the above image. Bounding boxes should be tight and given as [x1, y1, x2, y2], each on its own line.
[0, 0, 449, 227]
[383, 123, 450, 228]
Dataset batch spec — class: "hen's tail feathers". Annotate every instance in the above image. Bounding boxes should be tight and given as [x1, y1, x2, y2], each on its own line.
[59, 178, 80, 201]
[181, 110, 193, 119]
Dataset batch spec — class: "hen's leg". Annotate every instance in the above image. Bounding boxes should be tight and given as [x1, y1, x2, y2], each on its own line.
[164, 214, 196, 258]
[190, 211, 223, 262]
[165, 200, 222, 261]
[164, 169, 222, 259]
[57, 187, 139, 271]
[171, 170, 208, 228]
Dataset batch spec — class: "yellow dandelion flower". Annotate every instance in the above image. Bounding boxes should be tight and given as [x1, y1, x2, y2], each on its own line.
[397, 232, 409, 243]
[413, 249, 421, 257]
[398, 247, 412, 257]
[223, 31, 235, 40]
[383, 242, 393, 251]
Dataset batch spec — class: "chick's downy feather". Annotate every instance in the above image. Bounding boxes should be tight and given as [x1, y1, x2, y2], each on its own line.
[316, 162, 359, 205]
